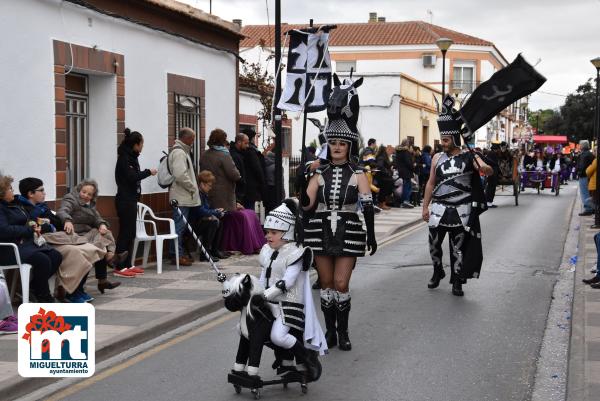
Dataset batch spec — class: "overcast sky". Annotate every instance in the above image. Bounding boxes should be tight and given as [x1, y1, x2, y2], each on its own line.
[184, 0, 600, 111]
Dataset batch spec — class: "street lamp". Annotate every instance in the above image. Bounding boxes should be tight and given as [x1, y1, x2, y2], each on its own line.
[591, 57, 600, 227]
[436, 37, 453, 98]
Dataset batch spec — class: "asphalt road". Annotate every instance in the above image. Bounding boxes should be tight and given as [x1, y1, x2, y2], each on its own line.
[47, 185, 576, 401]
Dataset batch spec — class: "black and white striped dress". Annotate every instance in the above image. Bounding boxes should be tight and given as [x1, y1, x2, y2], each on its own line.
[303, 162, 367, 256]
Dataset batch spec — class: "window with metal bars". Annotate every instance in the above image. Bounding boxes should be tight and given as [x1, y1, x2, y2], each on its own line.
[174, 94, 202, 170]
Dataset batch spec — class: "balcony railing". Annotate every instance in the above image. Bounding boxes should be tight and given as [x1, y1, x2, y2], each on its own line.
[449, 80, 481, 95]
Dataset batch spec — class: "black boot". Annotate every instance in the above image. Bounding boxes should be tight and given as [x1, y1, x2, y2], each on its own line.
[321, 297, 337, 347]
[452, 281, 464, 296]
[427, 267, 446, 289]
[336, 297, 352, 351]
[290, 341, 321, 381]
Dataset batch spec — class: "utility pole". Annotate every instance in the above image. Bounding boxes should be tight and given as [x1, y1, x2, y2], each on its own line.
[273, 0, 283, 203]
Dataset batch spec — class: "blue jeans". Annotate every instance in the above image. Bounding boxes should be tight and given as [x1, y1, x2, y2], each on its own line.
[579, 177, 594, 212]
[170, 206, 190, 257]
[401, 179, 412, 203]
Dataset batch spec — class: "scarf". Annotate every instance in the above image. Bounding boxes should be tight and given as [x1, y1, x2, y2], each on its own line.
[211, 145, 229, 154]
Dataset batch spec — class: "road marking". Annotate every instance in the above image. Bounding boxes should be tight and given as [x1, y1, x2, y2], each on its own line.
[378, 221, 427, 248]
[44, 313, 236, 401]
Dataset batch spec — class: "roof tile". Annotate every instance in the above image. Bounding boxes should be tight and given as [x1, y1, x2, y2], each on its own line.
[240, 21, 493, 48]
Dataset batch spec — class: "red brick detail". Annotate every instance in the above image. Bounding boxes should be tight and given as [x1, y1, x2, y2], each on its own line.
[55, 143, 67, 158]
[167, 73, 206, 151]
[239, 114, 258, 126]
[56, 171, 67, 186]
[55, 115, 66, 130]
[53, 40, 125, 201]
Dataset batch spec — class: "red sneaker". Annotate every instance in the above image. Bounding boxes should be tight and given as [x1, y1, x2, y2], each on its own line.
[128, 266, 145, 275]
[113, 268, 137, 278]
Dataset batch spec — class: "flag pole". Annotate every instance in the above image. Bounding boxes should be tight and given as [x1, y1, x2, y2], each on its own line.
[300, 19, 314, 171]
[274, 0, 283, 203]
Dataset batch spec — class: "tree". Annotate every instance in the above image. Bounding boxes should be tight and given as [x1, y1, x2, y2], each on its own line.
[528, 108, 561, 134]
[239, 61, 275, 125]
[560, 78, 597, 142]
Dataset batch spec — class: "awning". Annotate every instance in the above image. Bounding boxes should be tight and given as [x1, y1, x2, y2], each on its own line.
[533, 135, 568, 144]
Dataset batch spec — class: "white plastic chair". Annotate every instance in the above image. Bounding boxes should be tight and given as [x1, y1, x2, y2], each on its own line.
[0, 242, 32, 303]
[131, 202, 179, 274]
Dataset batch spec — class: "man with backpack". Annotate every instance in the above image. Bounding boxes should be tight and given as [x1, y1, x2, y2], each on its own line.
[168, 127, 200, 266]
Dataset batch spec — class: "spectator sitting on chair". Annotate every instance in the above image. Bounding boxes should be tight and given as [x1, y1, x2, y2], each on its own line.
[190, 170, 228, 261]
[168, 127, 201, 267]
[0, 173, 61, 303]
[19, 177, 106, 303]
[58, 179, 125, 296]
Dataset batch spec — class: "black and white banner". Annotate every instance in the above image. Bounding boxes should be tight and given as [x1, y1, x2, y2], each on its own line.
[277, 29, 332, 113]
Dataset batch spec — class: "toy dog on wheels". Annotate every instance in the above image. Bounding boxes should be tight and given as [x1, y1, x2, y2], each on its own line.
[222, 199, 328, 399]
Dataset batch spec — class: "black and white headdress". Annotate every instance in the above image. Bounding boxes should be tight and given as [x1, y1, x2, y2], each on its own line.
[436, 94, 465, 147]
[264, 198, 299, 241]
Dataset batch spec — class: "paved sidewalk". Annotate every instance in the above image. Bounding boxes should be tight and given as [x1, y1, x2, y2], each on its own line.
[0, 205, 422, 399]
[569, 211, 600, 401]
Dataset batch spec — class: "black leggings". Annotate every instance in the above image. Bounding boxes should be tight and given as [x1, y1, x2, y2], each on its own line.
[115, 199, 137, 269]
[24, 249, 62, 297]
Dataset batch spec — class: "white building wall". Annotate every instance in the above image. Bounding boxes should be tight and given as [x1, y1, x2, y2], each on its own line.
[0, 0, 238, 199]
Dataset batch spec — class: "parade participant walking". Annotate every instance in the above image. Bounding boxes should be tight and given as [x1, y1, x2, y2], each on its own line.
[422, 95, 493, 296]
[114, 128, 157, 277]
[300, 75, 377, 351]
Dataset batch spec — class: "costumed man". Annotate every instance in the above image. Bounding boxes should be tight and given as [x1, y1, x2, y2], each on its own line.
[224, 199, 327, 381]
[300, 74, 377, 351]
[422, 94, 494, 296]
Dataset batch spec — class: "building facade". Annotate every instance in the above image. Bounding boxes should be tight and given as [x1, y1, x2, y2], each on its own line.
[0, 0, 242, 227]
[240, 14, 520, 153]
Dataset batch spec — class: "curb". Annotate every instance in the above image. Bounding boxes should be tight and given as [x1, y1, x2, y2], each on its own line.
[3, 216, 422, 400]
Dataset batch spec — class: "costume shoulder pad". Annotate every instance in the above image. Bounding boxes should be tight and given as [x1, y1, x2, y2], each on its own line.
[259, 244, 274, 268]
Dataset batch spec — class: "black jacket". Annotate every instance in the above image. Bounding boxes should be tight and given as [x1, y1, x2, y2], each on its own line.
[395, 148, 414, 180]
[243, 143, 266, 202]
[0, 198, 53, 265]
[229, 142, 246, 202]
[577, 150, 594, 176]
[115, 144, 151, 202]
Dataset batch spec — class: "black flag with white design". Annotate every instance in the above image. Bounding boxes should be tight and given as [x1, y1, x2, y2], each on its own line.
[459, 54, 546, 134]
[278, 29, 332, 113]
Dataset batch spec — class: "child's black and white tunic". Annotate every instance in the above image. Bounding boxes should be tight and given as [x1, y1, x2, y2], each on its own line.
[259, 242, 327, 354]
[303, 162, 367, 256]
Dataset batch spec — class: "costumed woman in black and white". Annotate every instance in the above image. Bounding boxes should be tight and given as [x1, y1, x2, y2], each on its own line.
[300, 75, 377, 351]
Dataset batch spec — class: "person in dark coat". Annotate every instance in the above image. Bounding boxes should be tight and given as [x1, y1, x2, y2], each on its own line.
[374, 145, 394, 210]
[395, 139, 415, 208]
[577, 140, 595, 215]
[229, 134, 248, 206]
[0, 174, 61, 302]
[241, 128, 266, 210]
[485, 143, 500, 208]
[114, 128, 157, 276]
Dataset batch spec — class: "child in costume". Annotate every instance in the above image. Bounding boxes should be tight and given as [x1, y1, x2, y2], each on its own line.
[227, 198, 327, 382]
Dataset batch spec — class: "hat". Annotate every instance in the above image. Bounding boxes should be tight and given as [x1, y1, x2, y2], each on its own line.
[323, 119, 360, 160]
[263, 198, 298, 241]
[436, 94, 463, 147]
[19, 177, 43, 197]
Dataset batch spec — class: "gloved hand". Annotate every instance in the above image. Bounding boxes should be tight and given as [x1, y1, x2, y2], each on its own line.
[263, 286, 282, 301]
[363, 202, 377, 256]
